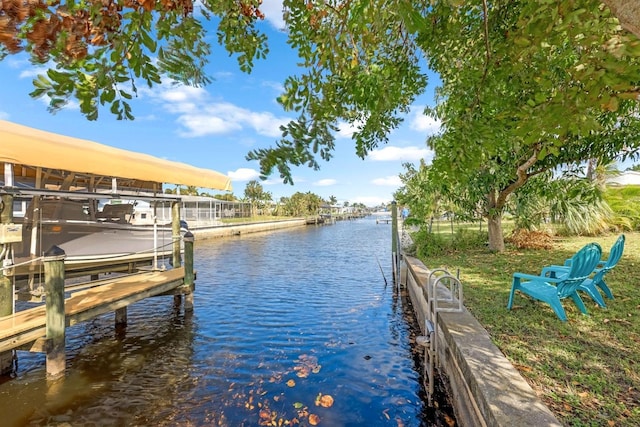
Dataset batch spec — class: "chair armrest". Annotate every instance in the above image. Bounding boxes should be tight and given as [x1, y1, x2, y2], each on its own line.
[540, 265, 569, 278]
[513, 272, 562, 283]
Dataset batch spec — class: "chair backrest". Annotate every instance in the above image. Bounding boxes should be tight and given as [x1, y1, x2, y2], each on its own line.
[603, 234, 625, 270]
[590, 234, 625, 285]
[558, 243, 602, 298]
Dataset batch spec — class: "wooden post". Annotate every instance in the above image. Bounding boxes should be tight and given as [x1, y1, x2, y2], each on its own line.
[171, 200, 181, 268]
[44, 245, 66, 380]
[391, 201, 399, 283]
[0, 193, 13, 317]
[183, 231, 195, 312]
[115, 307, 127, 326]
[1, 190, 15, 374]
[171, 200, 182, 306]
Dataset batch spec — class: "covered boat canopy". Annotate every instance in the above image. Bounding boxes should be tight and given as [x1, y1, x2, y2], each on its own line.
[0, 120, 232, 192]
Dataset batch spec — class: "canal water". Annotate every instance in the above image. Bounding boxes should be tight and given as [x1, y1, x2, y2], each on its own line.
[0, 218, 455, 426]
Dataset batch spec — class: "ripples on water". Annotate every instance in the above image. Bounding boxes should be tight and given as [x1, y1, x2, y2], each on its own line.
[0, 218, 455, 426]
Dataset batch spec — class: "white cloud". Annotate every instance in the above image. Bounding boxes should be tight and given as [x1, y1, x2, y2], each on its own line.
[177, 115, 242, 136]
[213, 71, 234, 80]
[0, 111, 9, 120]
[336, 120, 359, 139]
[261, 0, 286, 30]
[158, 85, 207, 105]
[372, 175, 402, 186]
[314, 179, 337, 187]
[228, 168, 261, 181]
[33, 94, 79, 112]
[135, 114, 157, 121]
[261, 178, 282, 186]
[262, 80, 284, 93]
[367, 145, 431, 162]
[146, 84, 290, 138]
[19, 68, 46, 79]
[409, 106, 441, 135]
[243, 110, 287, 137]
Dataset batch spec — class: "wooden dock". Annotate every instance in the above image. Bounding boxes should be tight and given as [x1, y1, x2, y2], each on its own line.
[0, 267, 187, 354]
[376, 218, 392, 224]
[10, 252, 166, 299]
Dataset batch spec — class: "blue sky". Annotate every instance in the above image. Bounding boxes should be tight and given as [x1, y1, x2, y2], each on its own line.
[0, 1, 441, 207]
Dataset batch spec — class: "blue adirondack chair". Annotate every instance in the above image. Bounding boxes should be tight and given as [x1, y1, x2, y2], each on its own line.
[507, 243, 602, 321]
[540, 234, 625, 307]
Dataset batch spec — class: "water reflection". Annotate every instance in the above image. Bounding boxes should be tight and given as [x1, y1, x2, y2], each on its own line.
[0, 218, 455, 426]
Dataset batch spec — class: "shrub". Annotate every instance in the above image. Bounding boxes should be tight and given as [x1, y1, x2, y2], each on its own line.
[413, 226, 488, 257]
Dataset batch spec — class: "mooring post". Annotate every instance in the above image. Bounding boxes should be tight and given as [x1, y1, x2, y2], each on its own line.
[0, 193, 15, 375]
[171, 200, 182, 306]
[183, 231, 195, 312]
[391, 201, 399, 282]
[44, 245, 66, 380]
[171, 200, 181, 268]
[115, 307, 127, 326]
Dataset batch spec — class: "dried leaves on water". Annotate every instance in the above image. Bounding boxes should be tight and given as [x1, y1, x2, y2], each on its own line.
[294, 354, 321, 378]
[249, 354, 335, 426]
[315, 393, 334, 408]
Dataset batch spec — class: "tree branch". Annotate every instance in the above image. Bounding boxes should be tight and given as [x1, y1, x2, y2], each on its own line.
[495, 143, 542, 208]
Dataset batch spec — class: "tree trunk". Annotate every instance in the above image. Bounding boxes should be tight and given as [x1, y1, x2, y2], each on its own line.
[487, 213, 505, 252]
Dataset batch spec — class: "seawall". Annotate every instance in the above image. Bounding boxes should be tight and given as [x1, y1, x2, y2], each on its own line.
[401, 254, 562, 427]
[191, 218, 308, 240]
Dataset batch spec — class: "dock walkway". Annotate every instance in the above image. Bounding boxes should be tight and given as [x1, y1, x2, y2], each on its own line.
[0, 267, 186, 354]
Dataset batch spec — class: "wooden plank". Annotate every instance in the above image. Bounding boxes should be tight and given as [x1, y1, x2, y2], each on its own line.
[0, 327, 47, 353]
[68, 278, 184, 326]
[0, 267, 185, 353]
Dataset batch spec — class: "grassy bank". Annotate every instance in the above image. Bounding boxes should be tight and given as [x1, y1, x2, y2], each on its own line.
[418, 231, 639, 426]
[220, 215, 292, 224]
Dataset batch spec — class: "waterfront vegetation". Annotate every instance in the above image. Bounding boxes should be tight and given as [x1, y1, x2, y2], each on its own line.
[219, 215, 291, 224]
[408, 226, 640, 426]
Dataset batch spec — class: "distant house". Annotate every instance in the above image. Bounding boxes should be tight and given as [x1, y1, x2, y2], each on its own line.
[607, 170, 640, 186]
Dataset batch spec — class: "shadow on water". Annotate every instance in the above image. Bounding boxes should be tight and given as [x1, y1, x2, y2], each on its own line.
[0, 218, 457, 426]
[392, 282, 457, 426]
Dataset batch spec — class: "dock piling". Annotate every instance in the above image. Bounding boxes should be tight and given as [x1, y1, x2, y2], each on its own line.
[44, 246, 66, 380]
[115, 307, 127, 327]
[172, 201, 181, 268]
[1, 193, 14, 318]
[1, 191, 15, 375]
[391, 201, 399, 283]
[183, 231, 195, 312]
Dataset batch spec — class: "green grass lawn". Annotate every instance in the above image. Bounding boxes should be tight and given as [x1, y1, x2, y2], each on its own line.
[420, 232, 639, 426]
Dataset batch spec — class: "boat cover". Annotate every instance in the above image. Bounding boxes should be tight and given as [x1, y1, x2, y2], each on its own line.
[0, 120, 232, 191]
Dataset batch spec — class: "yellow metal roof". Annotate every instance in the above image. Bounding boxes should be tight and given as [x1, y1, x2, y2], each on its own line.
[0, 120, 232, 191]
